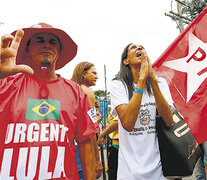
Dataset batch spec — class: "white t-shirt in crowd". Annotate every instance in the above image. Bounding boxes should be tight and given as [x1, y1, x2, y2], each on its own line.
[109, 77, 173, 180]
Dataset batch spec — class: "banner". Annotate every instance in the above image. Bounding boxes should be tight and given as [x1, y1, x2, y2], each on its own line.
[153, 7, 207, 144]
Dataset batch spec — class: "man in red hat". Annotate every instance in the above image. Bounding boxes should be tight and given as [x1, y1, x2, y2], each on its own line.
[0, 23, 100, 179]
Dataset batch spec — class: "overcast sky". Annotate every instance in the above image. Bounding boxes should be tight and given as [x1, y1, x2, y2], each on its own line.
[0, 0, 180, 91]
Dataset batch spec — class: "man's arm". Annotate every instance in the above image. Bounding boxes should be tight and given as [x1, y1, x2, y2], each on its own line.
[78, 138, 96, 180]
[91, 135, 103, 179]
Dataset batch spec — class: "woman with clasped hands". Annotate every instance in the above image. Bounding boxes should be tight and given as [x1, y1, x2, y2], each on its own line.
[109, 43, 174, 180]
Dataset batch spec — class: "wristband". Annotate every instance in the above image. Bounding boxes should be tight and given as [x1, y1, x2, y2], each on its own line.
[134, 88, 143, 94]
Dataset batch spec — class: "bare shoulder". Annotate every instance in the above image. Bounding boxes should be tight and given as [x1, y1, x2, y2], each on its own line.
[81, 85, 95, 108]
[81, 85, 94, 96]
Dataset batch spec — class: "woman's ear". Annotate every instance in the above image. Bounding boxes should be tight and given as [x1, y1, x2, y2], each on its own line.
[123, 58, 129, 65]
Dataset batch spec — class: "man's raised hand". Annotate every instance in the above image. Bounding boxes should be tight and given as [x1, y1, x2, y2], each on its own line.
[0, 29, 34, 79]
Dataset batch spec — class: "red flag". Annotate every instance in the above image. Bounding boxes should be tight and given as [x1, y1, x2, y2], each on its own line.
[153, 7, 207, 144]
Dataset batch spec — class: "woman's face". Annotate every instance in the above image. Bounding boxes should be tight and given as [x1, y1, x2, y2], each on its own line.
[124, 44, 146, 66]
[83, 66, 98, 87]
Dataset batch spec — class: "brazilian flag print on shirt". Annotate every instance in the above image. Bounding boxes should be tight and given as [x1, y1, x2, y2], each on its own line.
[26, 98, 61, 120]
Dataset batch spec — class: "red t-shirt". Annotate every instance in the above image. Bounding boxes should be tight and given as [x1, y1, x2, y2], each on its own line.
[0, 74, 100, 180]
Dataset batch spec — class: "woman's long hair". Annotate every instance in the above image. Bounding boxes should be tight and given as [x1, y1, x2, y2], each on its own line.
[71, 61, 94, 85]
[114, 43, 152, 99]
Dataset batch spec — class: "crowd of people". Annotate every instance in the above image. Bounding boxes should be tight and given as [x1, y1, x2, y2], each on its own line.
[0, 22, 206, 180]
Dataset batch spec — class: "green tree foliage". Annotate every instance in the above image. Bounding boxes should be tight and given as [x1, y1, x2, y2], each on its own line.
[94, 90, 107, 98]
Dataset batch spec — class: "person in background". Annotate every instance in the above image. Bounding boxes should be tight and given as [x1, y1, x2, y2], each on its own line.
[205, 152, 207, 178]
[0, 23, 99, 179]
[98, 111, 119, 180]
[71, 61, 103, 179]
[194, 142, 207, 180]
[109, 43, 174, 180]
[95, 100, 104, 130]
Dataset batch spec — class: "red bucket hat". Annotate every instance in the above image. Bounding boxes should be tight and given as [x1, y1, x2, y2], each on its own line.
[11, 23, 77, 70]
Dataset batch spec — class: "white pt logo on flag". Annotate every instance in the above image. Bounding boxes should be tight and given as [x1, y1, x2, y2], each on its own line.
[163, 32, 207, 102]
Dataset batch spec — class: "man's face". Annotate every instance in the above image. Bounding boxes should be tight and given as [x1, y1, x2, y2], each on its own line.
[28, 32, 61, 67]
